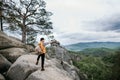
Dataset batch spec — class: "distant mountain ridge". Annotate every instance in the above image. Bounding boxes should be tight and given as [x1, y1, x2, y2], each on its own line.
[65, 42, 120, 51]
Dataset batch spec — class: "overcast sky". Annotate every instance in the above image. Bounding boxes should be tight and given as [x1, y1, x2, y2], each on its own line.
[9, 0, 120, 45]
[42, 0, 120, 45]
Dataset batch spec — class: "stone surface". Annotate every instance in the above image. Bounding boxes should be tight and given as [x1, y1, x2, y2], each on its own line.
[0, 31, 25, 49]
[0, 48, 28, 63]
[25, 45, 35, 52]
[26, 67, 73, 80]
[0, 74, 5, 80]
[0, 54, 12, 73]
[7, 55, 40, 80]
[0, 32, 85, 80]
[48, 46, 72, 64]
[7, 55, 80, 80]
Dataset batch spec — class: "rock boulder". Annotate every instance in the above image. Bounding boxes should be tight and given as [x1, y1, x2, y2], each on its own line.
[0, 48, 28, 63]
[0, 74, 5, 80]
[0, 31, 25, 49]
[48, 46, 71, 64]
[0, 54, 12, 73]
[7, 55, 80, 80]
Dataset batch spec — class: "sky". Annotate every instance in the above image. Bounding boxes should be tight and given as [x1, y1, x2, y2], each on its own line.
[6, 0, 120, 45]
[44, 0, 120, 45]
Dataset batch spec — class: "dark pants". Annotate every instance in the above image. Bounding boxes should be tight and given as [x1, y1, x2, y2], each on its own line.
[37, 53, 45, 69]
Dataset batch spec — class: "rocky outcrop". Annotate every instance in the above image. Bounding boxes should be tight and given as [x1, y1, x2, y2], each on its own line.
[25, 67, 73, 80]
[0, 48, 28, 63]
[62, 61, 80, 79]
[0, 74, 5, 80]
[0, 54, 12, 73]
[0, 31, 34, 52]
[7, 55, 80, 80]
[48, 45, 72, 64]
[25, 44, 35, 52]
[0, 31, 35, 63]
[50, 40, 60, 46]
[0, 31, 85, 80]
[0, 31, 25, 49]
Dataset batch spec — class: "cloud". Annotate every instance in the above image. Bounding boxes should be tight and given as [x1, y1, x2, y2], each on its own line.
[46, 0, 120, 45]
[82, 14, 120, 32]
[53, 30, 120, 45]
[101, 16, 120, 31]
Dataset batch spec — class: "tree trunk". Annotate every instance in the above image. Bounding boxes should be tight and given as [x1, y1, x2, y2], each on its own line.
[22, 17, 26, 43]
[22, 27, 26, 43]
[0, 6, 3, 31]
[0, 16, 3, 31]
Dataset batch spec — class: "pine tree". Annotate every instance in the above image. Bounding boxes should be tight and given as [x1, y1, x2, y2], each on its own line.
[0, 0, 14, 31]
[6, 0, 53, 44]
[0, 0, 3, 31]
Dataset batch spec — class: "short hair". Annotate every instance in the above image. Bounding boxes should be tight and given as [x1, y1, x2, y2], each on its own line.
[40, 38, 44, 41]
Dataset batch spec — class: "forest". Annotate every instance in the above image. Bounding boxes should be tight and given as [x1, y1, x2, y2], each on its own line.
[69, 47, 120, 80]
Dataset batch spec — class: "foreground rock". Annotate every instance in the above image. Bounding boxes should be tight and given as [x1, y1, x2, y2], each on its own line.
[0, 31, 25, 49]
[48, 45, 72, 64]
[25, 44, 35, 52]
[0, 74, 5, 80]
[7, 55, 80, 80]
[0, 54, 12, 73]
[0, 48, 28, 63]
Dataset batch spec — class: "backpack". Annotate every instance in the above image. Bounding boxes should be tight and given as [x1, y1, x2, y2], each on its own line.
[35, 45, 41, 53]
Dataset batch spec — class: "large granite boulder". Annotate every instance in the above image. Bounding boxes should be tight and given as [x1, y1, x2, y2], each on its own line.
[0, 54, 12, 73]
[47, 40, 72, 64]
[0, 48, 28, 63]
[25, 45, 35, 52]
[48, 45, 72, 64]
[0, 74, 5, 80]
[25, 67, 73, 80]
[0, 31, 25, 49]
[7, 55, 80, 80]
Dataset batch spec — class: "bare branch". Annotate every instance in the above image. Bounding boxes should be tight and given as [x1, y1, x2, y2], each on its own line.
[26, 9, 37, 17]
[25, 0, 32, 15]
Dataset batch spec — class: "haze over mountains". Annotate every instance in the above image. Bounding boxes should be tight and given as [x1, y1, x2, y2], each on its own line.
[65, 42, 120, 51]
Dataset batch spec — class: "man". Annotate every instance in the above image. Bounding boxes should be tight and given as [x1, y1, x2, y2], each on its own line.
[35, 38, 51, 71]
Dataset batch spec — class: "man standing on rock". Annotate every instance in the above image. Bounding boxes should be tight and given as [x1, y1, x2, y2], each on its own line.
[36, 38, 52, 71]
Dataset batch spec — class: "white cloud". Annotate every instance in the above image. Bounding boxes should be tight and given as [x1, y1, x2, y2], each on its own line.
[45, 0, 120, 45]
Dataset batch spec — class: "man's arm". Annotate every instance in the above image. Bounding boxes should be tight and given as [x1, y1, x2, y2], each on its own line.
[44, 40, 55, 46]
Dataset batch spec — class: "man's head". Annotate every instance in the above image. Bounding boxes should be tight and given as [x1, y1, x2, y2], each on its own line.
[40, 38, 45, 42]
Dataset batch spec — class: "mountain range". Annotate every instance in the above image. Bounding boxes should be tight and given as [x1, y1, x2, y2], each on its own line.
[65, 42, 120, 51]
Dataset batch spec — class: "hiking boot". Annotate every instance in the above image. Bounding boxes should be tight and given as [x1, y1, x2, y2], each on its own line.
[41, 68, 45, 71]
[36, 61, 38, 65]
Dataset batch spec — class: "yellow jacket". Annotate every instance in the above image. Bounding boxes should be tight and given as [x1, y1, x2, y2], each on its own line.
[38, 41, 46, 53]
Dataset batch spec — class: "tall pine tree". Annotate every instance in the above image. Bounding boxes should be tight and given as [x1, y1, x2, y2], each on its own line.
[0, 0, 13, 31]
[7, 0, 53, 44]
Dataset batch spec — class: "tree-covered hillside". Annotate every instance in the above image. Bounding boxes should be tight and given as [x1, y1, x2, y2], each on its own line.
[70, 48, 120, 80]
[80, 48, 115, 57]
[65, 42, 120, 51]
